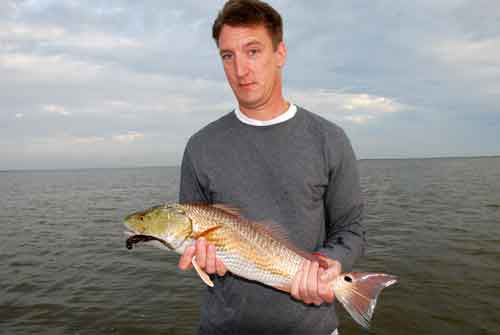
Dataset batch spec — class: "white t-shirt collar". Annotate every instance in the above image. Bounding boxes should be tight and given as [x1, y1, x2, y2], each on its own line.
[235, 104, 297, 126]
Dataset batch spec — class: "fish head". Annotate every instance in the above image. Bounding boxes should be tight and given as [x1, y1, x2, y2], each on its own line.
[124, 204, 194, 254]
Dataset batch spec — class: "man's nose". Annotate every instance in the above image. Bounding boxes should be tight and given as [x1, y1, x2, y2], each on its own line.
[234, 56, 249, 78]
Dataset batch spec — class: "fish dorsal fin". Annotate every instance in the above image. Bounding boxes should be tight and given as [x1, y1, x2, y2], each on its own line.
[252, 219, 291, 241]
[249, 220, 324, 267]
[212, 205, 326, 268]
[212, 204, 242, 217]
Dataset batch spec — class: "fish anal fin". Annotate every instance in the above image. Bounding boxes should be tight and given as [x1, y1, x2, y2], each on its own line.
[192, 256, 214, 287]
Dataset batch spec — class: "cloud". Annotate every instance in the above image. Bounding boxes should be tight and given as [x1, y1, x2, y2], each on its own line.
[42, 104, 70, 116]
[68, 133, 146, 145]
[433, 37, 500, 78]
[343, 95, 400, 114]
[289, 89, 408, 125]
[0, 22, 65, 40]
[344, 115, 375, 125]
[25, 132, 142, 154]
[0, 22, 142, 50]
[0, 52, 103, 80]
[71, 136, 105, 145]
[112, 131, 144, 143]
[0, 0, 499, 169]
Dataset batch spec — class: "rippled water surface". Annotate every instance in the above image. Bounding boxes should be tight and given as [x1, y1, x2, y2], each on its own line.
[1, 158, 499, 334]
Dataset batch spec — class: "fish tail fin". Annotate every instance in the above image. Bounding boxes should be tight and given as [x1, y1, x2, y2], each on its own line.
[333, 272, 398, 329]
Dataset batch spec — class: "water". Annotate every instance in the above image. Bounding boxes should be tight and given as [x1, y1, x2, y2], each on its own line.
[1, 158, 499, 335]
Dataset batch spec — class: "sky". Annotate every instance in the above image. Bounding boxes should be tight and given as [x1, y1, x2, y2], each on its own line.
[1, 0, 499, 170]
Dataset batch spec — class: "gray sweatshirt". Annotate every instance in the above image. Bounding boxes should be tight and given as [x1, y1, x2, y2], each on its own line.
[179, 106, 365, 335]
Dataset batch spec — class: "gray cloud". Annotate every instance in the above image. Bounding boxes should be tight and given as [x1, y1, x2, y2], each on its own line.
[1, 0, 499, 170]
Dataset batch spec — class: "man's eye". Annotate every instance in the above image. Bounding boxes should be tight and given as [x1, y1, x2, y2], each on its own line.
[249, 49, 259, 56]
[221, 54, 232, 61]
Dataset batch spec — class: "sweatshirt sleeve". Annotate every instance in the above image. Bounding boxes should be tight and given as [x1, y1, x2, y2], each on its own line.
[179, 142, 210, 204]
[317, 129, 366, 272]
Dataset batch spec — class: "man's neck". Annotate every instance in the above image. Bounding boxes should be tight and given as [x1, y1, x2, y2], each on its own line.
[239, 97, 290, 121]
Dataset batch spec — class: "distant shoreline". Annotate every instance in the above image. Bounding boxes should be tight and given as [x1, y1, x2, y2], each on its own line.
[1, 155, 499, 173]
[359, 155, 500, 161]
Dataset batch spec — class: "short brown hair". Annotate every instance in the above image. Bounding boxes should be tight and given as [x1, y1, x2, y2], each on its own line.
[212, 0, 283, 50]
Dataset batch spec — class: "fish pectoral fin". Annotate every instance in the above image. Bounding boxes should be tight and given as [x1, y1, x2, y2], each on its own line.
[192, 225, 222, 239]
[191, 256, 214, 287]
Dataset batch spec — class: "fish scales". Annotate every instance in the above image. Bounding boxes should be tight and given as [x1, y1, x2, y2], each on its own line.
[180, 204, 303, 288]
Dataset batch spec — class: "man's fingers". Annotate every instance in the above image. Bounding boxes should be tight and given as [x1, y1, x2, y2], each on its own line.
[317, 268, 331, 302]
[320, 261, 341, 282]
[215, 258, 227, 276]
[206, 244, 216, 274]
[308, 262, 322, 306]
[178, 245, 195, 270]
[291, 269, 302, 301]
[318, 270, 335, 303]
[178, 239, 227, 278]
[299, 260, 312, 304]
[318, 260, 341, 303]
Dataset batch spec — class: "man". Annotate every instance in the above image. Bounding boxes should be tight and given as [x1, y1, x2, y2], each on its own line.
[178, 0, 365, 334]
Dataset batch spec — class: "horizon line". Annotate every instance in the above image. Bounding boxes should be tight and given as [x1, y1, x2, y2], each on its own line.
[1, 154, 499, 172]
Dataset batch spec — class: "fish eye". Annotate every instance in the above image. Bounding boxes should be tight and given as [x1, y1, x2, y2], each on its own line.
[344, 276, 352, 282]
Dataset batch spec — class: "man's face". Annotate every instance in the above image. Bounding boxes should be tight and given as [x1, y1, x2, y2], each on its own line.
[218, 24, 286, 111]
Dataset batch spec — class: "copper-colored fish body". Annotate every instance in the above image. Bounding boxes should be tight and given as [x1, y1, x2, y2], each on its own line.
[179, 203, 305, 289]
[123, 203, 397, 329]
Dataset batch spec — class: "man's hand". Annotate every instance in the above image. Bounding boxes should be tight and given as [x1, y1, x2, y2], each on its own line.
[290, 256, 341, 306]
[178, 238, 227, 276]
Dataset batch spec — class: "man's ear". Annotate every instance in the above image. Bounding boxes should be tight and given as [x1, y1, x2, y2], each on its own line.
[276, 41, 287, 68]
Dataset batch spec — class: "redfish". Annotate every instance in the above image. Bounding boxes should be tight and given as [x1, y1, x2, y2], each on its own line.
[124, 203, 397, 328]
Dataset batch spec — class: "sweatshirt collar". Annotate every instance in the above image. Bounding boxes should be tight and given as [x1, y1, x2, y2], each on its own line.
[234, 104, 297, 126]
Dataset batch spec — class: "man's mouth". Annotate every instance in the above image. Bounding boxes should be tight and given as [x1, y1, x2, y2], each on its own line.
[239, 82, 256, 88]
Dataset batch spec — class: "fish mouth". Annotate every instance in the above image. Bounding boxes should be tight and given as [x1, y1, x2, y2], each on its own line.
[125, 233, 174, 251]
